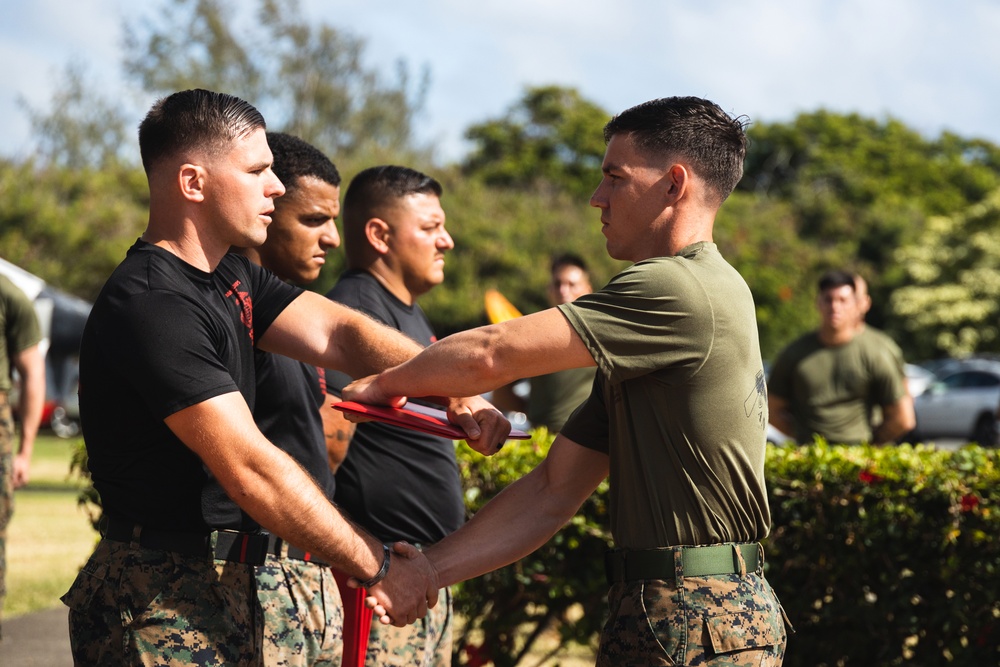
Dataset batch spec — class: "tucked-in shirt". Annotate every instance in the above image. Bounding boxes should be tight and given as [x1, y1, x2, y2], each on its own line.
[559, 242, 771, 550]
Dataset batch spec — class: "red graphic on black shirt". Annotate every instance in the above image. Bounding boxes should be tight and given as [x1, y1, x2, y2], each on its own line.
[224, 280, 255, 343]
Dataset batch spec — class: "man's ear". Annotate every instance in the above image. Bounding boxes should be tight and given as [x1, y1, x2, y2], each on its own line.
[178, 164, 207, 203]
[663, 164, 689, 206]
[365, 218, 391, 255]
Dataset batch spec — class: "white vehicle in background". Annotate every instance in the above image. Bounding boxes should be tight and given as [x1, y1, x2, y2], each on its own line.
[910, 358, 1000, 447]
[1, 257, 90, 438]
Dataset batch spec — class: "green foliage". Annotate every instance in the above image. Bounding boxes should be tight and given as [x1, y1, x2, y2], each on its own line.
[462, 85, 609, 200]
[889, 188, 1000, 358]
[0, 159, 148, 300]
[23, 64, 132, 170]
[452, 429, 611, 666]
[454, 440, 1000, 666]
[767, 442, 1000, 666]
[123, 0, 430, 164]
[742, 111, 1000, 348]
[715, 193, 826, 360]
[419, 172, 626, 335]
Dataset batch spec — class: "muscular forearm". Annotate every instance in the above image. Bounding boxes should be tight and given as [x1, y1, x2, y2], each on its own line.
[261, 292, 425, 380]
[425, 437, 607, 587]
[15, 347, 45, 455]
[165, 393, 385, 580]
[230, 439, 383, 576]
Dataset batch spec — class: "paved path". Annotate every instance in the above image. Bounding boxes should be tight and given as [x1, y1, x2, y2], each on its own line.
[0, 607, 73, 666]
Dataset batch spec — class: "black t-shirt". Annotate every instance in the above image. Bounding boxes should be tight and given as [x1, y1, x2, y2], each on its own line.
[254, 350, 336, 501]
[326, 270, 464, 544]
[79, 241, 301, 532]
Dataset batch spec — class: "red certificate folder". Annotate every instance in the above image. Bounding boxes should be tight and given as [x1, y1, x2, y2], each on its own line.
[333, 400, 531, 440]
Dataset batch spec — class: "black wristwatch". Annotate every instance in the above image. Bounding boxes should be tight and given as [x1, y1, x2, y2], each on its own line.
[358, 543, 391, 588]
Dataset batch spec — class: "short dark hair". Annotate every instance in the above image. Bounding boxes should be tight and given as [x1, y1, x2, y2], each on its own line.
[603, 96, 749, 204]
[138, 89, 265, 175]
[550, 253, 589, 276]
[266, 132, 341, 193]
[818, 269, 858, 293]
[342, 165, 443, 256]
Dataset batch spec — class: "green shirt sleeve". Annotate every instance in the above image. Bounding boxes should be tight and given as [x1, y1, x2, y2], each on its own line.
[558, 259, 712, 385]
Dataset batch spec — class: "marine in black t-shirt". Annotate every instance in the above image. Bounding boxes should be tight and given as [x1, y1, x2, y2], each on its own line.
[326, 270, 464, 545]
[79, 240, 301, 532]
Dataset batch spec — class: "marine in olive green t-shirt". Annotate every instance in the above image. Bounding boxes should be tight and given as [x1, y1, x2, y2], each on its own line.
[0, 274, 43, 394]
[767, 327, 906, 444]
[527, 366, 597, 432]
[558, 242, 771, 550]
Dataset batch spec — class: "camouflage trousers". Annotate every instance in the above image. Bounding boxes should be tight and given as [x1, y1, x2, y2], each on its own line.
[61, 538, 263, 666]
[0, 392, 14, 632]
[363, 586, 452, 667]
[597, 559, 787, 666]
[256, 551, 344, 666]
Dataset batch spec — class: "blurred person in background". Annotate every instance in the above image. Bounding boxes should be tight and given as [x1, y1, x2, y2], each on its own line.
[768, 269, 914, 444]
[0, 273, 45, 641]
[493, 253, 598, 432]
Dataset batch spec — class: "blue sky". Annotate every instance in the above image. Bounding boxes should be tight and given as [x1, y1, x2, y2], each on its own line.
[2, 0, 998, 163]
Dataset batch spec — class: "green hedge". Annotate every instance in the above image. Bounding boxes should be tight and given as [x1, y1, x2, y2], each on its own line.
[453, 434, 1000, 666]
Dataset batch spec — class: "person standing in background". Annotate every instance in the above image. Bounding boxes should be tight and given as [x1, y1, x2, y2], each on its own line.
[492, 253, 598, 432]
[768, 269, 914, 444]
[0, 274, 45, 642]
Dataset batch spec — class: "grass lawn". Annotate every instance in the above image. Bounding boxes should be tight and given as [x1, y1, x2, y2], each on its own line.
[6, 434, 97, 618]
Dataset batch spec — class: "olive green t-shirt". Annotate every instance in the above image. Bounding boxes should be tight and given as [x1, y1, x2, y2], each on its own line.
[558, 242, 771, 550]
[1, 274, 43, 393]
[767, 328, 907, 444]
[528, 366, 597, 432]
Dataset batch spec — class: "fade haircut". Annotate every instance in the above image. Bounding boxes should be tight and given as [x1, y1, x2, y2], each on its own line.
[266, 132, 341, 193]
[342, 165, 443, 258]
[550, 252, 589, 277]
[603, 96, 750, 205]
[818, 269, 858, 294]
[138, 89, 266, 175]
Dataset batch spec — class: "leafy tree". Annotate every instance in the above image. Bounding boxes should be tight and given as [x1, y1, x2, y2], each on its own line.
[22, 65, 133, 170]
[0, 159, 148, 300]
[123, 0, 430, 163]
[462, 85, 609, 199]
[889, 188, 1000, 359]
[424, 172, 626, 334]
[742, 111, 1000, 355]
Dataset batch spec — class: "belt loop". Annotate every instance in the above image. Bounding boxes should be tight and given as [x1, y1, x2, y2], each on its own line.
[756, 542, 765, 572]
[733, 543, 747, 578]
[673, 548, 684, 586]
[130, 523, 143, 550]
